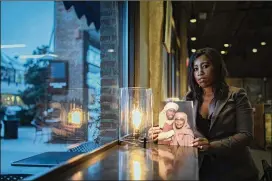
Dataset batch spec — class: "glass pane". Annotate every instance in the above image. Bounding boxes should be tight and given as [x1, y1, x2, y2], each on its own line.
[119, 87, 153, 146]
[1, 1, 128, 176]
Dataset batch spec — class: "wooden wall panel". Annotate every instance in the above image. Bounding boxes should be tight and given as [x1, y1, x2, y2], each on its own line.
[252, 104, 265, 149]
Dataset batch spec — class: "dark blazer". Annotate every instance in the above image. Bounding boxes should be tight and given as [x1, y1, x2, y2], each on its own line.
[185, 86, 259, 181]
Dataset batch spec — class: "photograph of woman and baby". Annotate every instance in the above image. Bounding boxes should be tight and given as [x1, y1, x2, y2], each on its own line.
[157, 101, 195, 146]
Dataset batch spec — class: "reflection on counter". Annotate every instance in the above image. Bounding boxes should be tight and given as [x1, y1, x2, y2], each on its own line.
[132, 160, 142, 180]
[63, 144, 198, 180]
[148, 145, 198, 180]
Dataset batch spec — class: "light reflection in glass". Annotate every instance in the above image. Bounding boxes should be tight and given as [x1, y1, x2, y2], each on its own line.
[70, 171, 83, 180]
[68, 108, 83, 127]
[132, 160, 142, 180]
[132, 109, 142, 131]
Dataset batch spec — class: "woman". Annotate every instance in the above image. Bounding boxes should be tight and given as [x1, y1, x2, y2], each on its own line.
[150, 48, 259, 181]
[170, 112, 194, 146]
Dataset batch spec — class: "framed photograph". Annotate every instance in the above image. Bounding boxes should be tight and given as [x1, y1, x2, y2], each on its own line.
[157, 101, 195, 146]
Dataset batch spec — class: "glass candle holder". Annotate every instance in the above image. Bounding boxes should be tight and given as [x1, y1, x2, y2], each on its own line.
[119, 87, 153, 147]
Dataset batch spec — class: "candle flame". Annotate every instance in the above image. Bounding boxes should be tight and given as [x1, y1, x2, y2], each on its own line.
[132, 109, 142, 129]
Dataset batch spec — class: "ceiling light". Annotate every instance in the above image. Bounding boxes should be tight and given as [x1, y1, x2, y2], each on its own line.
[261, 42, 266, 46]
[221, 51, 226, 55]
[1, 44, 26, 49]
[252, 48, 257, 53]
[224, 44, 229, 48]
[191, 37, 197, 41]
[107, 49, 114, 53]
[190, 18, 197, 23]
[191, 49, 196, 53]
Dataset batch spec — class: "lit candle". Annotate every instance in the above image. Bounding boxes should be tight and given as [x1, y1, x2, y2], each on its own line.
[132, 109, 142, 136]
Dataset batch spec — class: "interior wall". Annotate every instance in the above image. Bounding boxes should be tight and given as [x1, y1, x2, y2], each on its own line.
[137, 1, 164, 125]
[226, 77, 272, 104]
[136, 1, 191, 124]
[161, 45, 168, 101]
[135, 1, 149, 88]
[148, 1, 164, 125]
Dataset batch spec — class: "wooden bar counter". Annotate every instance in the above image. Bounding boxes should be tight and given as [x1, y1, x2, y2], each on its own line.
[25, 141, 199, 180]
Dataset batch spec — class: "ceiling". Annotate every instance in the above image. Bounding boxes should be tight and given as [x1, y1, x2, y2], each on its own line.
[173, 1, 272, 78]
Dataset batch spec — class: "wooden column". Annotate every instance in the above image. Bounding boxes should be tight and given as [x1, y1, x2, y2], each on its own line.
[136, 1, 164, 125]
[148, 1, 164, 125]
[179, 6, 189, 97]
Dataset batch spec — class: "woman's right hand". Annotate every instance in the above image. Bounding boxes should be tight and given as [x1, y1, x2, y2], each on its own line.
[148, 126, 162, 141]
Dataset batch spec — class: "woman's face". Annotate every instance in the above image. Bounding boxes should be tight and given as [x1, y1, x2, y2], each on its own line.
[193, 55, 215, 88]
[175, 116, 185, 129]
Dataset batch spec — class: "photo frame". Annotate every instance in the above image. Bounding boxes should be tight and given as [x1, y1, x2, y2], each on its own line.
[157, 101, 195, 146]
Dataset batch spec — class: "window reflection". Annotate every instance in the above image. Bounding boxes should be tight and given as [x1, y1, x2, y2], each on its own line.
[85, 36, 101, 143]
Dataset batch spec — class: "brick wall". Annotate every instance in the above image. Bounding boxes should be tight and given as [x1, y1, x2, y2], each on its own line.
[54, 2, 122, 142]
[99, 2, 119, 140]
[53, 2, 97, 141]
[54, 2, 93, 102]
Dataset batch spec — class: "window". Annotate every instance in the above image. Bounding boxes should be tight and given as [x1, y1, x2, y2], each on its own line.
[1, 1, 129, 177]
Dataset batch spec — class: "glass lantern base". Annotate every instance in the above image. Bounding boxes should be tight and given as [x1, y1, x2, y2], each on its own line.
[118, 134, 148, 148]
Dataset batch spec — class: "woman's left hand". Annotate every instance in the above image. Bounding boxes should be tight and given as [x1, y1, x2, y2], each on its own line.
[191, 138, 210, 151]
